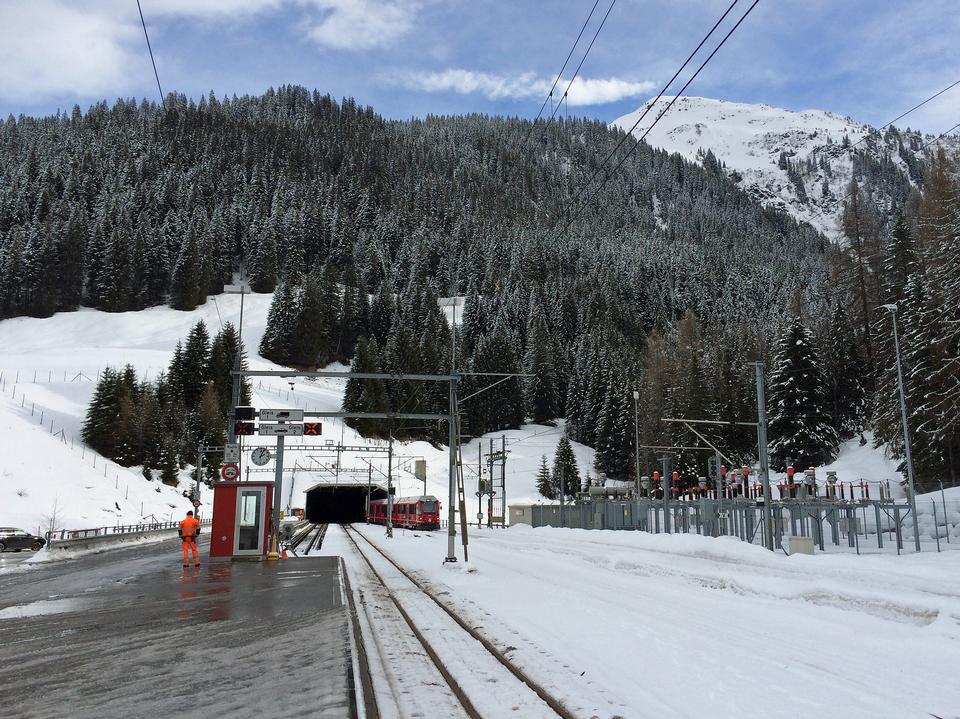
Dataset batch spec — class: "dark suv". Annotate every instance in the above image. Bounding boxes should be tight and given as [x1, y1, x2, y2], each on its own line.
[0, 528, 46, 552]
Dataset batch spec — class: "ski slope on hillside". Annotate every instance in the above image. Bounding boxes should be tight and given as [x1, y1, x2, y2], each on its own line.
[0, 294, 595, 533]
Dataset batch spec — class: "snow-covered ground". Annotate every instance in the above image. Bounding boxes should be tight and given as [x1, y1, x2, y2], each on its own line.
[612, 96, 960, 241]
[334, 522, 960, 719]
[1, 291, 953, 540]
[0, 294, 596, 534]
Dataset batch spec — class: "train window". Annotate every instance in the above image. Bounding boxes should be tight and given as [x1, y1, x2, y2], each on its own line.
[421, 500, 437, 513]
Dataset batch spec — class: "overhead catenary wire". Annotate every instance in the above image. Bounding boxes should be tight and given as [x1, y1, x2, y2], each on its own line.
[557, 0, 761, 235]
[136, 0, 166, 110]
[527, 0, 602, 134]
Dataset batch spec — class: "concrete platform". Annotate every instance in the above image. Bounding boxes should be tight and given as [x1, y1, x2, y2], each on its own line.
[0, 539, 355, 719]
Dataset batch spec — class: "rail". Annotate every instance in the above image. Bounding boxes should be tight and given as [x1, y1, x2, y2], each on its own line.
[343, 524, 576, 719]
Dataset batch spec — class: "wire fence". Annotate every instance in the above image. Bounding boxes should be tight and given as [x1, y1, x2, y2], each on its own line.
[0, 371, 185, 530]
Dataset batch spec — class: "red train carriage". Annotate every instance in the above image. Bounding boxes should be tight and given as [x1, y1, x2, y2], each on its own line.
[367, 496, 441, 530]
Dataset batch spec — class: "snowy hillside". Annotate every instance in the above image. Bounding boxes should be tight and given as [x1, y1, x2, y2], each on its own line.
[0, 294, 595, 533]
[612, 96, 956, 240]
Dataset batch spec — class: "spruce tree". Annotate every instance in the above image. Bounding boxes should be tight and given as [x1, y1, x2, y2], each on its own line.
[159, 435, 180, 487]
[826, 303, 866, 440]
[523, 305, 558, 424]
[767, 316, 839, 470]
[553, 434, 581, 498]
[536, 455, 555, 500]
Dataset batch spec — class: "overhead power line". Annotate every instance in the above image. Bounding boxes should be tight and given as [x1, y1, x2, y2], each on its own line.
[789, 77, 960, 183]
[136, 0, 166, 109]
[545, 0, 619, 124]
[529, 0, 602, 129]
[558, 0, 761, 235]
[562, 0, 742, 217]
[920, 120, 960, 151]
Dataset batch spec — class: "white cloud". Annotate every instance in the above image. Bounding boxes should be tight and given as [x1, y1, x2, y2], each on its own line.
[0, 1, 139, 104]
[303, 0, 419, 51]
[388, 68, 655, 106]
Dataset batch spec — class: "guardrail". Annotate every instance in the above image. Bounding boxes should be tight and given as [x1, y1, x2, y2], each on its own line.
[45, 519, 212, 550]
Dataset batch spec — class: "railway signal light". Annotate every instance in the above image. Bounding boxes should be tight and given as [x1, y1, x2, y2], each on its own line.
[234, 406, 256, 421]
[234, 421, 255, 436]
[303, 422, 322, 436]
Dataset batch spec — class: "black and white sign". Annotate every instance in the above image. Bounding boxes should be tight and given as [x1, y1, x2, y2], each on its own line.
[224, 443, 240, 463]
[250, 446, 272, 466]
[259, 408, 304, 422]
[258, 423, 304, 436]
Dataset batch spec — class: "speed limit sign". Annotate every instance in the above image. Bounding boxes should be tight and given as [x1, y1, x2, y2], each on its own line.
[220, 463, 239, 481]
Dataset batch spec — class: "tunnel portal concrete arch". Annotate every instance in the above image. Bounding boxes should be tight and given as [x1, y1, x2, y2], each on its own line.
[305, 483, 388, 524]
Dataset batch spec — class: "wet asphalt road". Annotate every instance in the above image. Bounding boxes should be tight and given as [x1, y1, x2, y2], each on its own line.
[0, 551, 36, 572]
[0, 538, 354, 719]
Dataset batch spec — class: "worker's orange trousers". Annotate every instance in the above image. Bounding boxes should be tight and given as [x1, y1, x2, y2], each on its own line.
[182, 539, 199, 565]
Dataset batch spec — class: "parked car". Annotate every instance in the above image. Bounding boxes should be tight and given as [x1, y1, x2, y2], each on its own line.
[0, 528, 46, 552]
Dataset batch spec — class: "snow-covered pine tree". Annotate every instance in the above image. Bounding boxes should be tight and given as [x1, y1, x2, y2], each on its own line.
[536, 455, 555, 500]
[553, 434, 581, 498]
[523, 303, 558, 424]
[767, 315, 839, 470]
[343, 337, 390, 437]
[259, 281, 299, 365]
[159, 434, 179, 487]
[826, 303, 866, 440]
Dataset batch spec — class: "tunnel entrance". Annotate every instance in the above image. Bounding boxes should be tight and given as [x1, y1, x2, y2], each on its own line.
[305, 483, 387, 524]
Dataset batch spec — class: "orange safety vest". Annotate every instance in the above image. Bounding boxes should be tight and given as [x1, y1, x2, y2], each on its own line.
[179, 516, 200, 540]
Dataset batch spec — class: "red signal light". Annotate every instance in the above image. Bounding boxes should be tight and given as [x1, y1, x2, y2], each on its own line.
[304, 422, 322, 436]
[234, 421, 255, 436]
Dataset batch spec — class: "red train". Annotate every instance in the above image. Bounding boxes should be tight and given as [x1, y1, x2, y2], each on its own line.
[367, 496, 441, 530]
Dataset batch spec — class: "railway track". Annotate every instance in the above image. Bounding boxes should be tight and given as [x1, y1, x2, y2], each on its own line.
[286, 523, 328, 555]
[341, 523, 576, 719]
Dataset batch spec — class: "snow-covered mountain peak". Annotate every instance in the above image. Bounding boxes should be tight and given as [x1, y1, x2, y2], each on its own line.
[612, 96, 939, 240]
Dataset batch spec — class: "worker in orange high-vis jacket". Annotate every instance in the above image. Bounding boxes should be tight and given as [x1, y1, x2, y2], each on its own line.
[179, 510, 201, 567]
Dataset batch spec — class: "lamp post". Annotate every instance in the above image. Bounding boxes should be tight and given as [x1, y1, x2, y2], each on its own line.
[633, 390, 641, 495]
[880, 303, 921, 552]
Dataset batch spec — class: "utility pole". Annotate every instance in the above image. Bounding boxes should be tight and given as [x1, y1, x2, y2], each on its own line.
[194, 442, 204, 519]
[559, 465, 565, 528]
[479, 443, 484, 528]
[882, 304, 921, 551]
[749, 362, 775, 551]
[386, 432, 394, 538]
[446, 378, 457, 561]
[227, 282, 246, 446]
[366, 464, 372, 524]
[268, 423, 285, 561]
[633, 390, 641, 496]
[659, 454, 671, 534]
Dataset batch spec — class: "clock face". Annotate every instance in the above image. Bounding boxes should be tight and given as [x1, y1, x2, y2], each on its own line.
[251, 447, 272, 466]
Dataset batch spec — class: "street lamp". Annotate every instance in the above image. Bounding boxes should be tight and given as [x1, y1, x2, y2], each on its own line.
[633, 390, 641, 495]
[880, 303, 921, 551]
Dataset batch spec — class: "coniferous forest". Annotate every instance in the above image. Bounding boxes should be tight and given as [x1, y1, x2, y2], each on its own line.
[4, 86, 959, 489]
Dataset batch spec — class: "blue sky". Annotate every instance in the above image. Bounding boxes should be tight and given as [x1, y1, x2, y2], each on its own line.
[1, 0, 958, 132]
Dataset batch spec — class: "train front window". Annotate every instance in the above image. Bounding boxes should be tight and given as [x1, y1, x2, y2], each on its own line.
[421, 500, 437, 513]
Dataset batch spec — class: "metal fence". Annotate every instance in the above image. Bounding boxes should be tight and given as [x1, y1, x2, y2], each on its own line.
[527, 497, 959, 554]
[46, 519, 212, 542]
